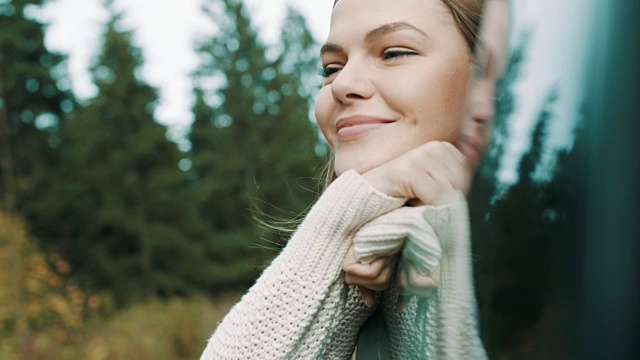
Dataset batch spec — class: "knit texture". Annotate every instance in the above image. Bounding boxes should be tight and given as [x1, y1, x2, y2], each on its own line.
[201, 174, 486, 359]
[201, 170, 404, 359]
[380, 192, 487, 359]
[353, 205, 442, 276]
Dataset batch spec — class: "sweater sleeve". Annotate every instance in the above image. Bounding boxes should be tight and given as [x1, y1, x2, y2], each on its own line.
[353, 206, 442, 276]
[381, 191, 487, 359]
[201, 170, 405, 360]
[427, 191, 486, 360]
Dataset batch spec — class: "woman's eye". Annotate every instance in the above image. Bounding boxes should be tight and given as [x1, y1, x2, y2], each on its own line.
[382, 49, 418, 60]
[318, 66, 341, 78]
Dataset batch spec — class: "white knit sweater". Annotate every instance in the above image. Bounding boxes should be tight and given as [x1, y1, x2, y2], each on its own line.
[201, 170, 486, 359]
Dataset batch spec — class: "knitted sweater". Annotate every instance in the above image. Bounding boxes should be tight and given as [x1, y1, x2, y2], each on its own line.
[352, 196, 487, 359]
[201, 170, 486, 359]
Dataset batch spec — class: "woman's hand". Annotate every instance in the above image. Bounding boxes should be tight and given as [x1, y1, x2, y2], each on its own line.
[342, 247, 440, 308]
[343, 141, 470, 306]
[396, 262, 441, 311]
[362, 141, 471, 204]
[342, 244, 397, 307]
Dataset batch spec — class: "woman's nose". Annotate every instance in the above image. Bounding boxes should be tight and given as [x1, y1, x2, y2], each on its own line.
[470, 80, 496, 125]
[330, 61, 374, 104]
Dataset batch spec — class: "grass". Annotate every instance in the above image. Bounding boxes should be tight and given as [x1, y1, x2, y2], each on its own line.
[0, 294, 241, 360]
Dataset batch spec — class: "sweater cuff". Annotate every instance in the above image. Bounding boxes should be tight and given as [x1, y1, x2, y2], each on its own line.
[422, 190, 468, 251]
[352, 190, 466, 276]
[323, 169, 406, 232]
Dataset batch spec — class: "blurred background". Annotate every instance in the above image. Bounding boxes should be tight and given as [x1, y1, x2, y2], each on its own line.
[0, 0, 638, 359]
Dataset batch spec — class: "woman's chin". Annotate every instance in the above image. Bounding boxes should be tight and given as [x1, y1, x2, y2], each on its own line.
[334, 159, 377, 177]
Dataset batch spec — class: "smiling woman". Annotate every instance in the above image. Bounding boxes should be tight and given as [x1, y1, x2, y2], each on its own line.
[200, 0, 494, 359]
[316, 0, 473, 177]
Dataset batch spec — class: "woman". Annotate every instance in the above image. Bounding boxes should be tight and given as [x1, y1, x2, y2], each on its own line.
[202, 0, 491, 358]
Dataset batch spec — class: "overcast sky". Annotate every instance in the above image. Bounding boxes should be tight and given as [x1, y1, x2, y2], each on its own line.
[41, 0, 332, 139]
[40, 0, 594, 184]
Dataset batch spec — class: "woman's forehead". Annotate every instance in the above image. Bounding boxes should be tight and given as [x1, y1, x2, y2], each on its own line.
[328, 0, 453, 40]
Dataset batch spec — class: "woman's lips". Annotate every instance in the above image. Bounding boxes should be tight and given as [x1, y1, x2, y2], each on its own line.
[459, 134, 482, 165]
[335, 115, 395, 141]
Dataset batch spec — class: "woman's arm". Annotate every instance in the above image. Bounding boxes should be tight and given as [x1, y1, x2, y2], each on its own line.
[429, 193, 486, 359]
[201, 170, 404, 360]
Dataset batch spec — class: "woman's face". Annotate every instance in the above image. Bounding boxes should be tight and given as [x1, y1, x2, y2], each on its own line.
[315, 0, 473, 176]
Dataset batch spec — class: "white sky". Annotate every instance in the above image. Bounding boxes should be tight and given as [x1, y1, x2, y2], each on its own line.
[501, 0, 594, 183]
[41, 0, 332, 141]
[40, 0, 593, 184]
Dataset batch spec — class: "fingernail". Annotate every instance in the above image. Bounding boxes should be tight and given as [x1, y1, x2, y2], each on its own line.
[397, 298, 405, 313]
[365, 298, 373, 308]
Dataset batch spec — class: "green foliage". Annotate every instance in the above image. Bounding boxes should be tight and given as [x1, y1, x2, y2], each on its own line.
[478, 32, 530, 183]
[484, 92, 559, 350]
[0, 0, 72, 211]
[468, 32, 584, 357]
[477, 121, 588, 360]
[469, 38, 530, 347]
[28, 9, 216, 303]
[190, 0, 322, 288]
[2, 0, 323, 307]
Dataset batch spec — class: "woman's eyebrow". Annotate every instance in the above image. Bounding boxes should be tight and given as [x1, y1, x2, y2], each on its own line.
[320, 43, 344, 56]
[320, 22, 429, 56]
[364, 21, 430, 43]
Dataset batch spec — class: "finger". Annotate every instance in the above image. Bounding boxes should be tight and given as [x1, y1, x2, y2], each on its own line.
[345, 274, 387, 291]
[397, 295, 408, 313]
[396, 268, 410, 313]
[405, 267, 438, 297]
[408, 169, 442, 206]
[408, 144, 458, 204]
[344, 265, 394, 291]
[440, 142, 473, 191]
[409, 266, 440, 288]
[419, 149, 453, 187]
[343, 255, 391, 279]
[441, 141, 468, 166]
[358, 286, 376, 308]
[397, 260, 439, 296]
[341, 244, 358, 272]
[426, 142, 468, 191]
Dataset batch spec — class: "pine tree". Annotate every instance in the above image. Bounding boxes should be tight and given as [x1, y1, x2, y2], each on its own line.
[0, 1, 72, 354]
[31, 8, 215, 303]
[0, 0, 71, 212]
[190, 0, 321, 289]
[468, 33, 530, 348]
[477, 32, 530, 184]
[479, 89, 561, 356]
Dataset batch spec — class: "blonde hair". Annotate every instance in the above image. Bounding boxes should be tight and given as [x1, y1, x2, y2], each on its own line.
[441, 0, 484, 51]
